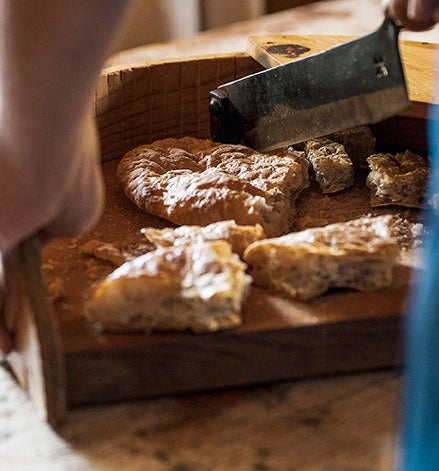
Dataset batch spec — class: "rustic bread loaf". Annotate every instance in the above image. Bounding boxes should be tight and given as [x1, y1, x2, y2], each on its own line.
[243, 215, 399, 301]
[366, 150, 429, 208]
[84, 240, 251, 333]
[142, 220, 266, 257]
[117, 137, 309, 237]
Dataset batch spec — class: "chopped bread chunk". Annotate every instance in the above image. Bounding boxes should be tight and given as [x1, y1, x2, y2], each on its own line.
[84, 240, 251, 333]
[142, 220, 266, 257]
[117, 137, 309, 237]
[243, 215, 399, 301]
[329, 126, 376, 169]
[304, 138, 354, 193]
[366, 150, 429, 208]
[81, 239, 126, 265]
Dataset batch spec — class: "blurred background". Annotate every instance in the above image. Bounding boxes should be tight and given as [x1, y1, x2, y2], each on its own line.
[115, 0, 318, 51]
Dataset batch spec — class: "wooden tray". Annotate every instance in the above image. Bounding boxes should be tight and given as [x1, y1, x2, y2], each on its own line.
[6, 36, 437, 427]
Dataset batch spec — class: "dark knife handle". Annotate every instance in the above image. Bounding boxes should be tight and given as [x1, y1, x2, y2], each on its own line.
[209, 89, 244, 144]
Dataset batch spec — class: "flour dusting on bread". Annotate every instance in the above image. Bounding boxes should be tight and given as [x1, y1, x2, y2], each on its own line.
[243, 215, 399, 301]
[142, 220, 266, 257]
[367, 150, 429, 208]
[117, 137, 309, 237]
[84, 240, 251, 333]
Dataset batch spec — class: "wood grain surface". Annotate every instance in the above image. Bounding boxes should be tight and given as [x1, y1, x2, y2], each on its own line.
[6, 38, 433, 426]
[0, 363, 400, 470]
[247, 35, 438, 114]
[2, 2, 437, 468]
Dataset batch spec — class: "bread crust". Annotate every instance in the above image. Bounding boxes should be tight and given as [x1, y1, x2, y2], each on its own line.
[243, 215, 399, 301]
[328, 126, 376, 169]
[117, 137, 309, 237]
[84, 240, 251, 333]
[142, 220, 266, 257]
[366, 150, 429, 208]
[304, 138, 354, 193]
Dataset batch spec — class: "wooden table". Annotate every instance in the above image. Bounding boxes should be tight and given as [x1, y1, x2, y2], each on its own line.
[107, 0, 439, 67]
[0, 362, 400, 470]
[1, 1, 436, 469]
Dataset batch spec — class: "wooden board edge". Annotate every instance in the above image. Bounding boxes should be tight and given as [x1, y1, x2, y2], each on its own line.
[247, 34, 355, 68]
[64, 314, 403, 407]
[4, 236, 66, 427]
[246, 35, 437, 109]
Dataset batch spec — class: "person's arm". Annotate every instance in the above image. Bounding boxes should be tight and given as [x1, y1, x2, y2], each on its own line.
[0, 1, 132, 354]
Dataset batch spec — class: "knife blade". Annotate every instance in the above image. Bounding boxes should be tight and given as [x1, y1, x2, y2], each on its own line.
[209, 15, 410, 152]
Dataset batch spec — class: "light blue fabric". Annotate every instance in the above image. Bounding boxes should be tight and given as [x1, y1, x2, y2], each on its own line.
[400, 101, 439, 470]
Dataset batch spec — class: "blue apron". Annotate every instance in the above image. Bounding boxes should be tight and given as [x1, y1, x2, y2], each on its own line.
[401, 93, 439, 469]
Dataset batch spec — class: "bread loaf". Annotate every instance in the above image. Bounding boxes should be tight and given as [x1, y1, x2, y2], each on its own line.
[117, 137, 309, 237]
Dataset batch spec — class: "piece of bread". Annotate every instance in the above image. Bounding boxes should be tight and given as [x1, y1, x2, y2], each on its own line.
[80, 239, 126, 265]
[84, 240, 251, 333]
[142, 220, 266, 257]
[366, 150, 429, 208]
[328, 126, 376, 169]
[243, 215, 399, 301]
[117, 137, 309, 237]
[304, 138, 354, 193]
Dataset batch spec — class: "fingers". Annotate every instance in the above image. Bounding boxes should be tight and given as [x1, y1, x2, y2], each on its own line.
[387, 0, 437, 30]
[40, 117, 105, 243]
[41, 157, 104, 242]
[0, 117, 104, 355]
[407, 0, 439, 23]
[0, 324, 12, 356]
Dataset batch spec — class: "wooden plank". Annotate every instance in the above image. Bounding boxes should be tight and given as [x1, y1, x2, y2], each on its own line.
[4, 236, 66, 425]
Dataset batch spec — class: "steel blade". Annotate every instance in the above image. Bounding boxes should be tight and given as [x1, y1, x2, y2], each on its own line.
[209, 17, 409, 151]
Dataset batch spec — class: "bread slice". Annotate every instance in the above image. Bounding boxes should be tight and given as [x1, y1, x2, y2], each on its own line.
[117, 137, 309, 237]
[304, 138, 354, 193]
[142, 220, 266, 257]
[366, 150, 429, 208]
[84, 240, 251, 333]
[328, 126, 376, 169]
[243, 215, 399, 301]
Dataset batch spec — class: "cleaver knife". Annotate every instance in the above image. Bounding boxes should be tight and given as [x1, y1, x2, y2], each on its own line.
[209, 10, 410, 152]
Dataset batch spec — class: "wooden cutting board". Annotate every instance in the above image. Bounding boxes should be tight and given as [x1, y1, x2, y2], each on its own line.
[6, 36, 436, 426]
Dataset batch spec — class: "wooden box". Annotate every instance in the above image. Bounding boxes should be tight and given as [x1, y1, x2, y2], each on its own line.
[6, 37, 437, 426]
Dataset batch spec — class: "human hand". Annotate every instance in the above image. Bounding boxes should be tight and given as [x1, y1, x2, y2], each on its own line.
[0, 0, 132, 356]
[387, 0, 439, 30]
[0, 113, 104, 357]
